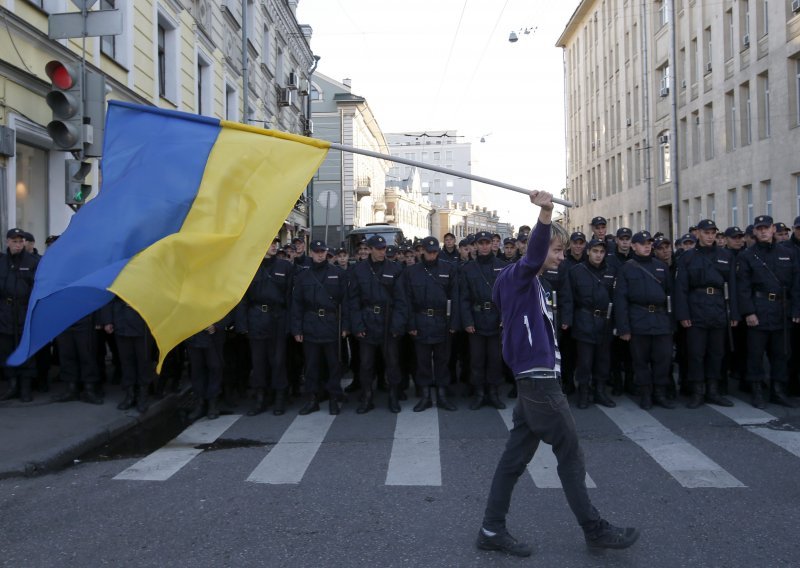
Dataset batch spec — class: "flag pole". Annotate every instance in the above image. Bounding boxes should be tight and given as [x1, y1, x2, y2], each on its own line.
[328, 142, 574, 208]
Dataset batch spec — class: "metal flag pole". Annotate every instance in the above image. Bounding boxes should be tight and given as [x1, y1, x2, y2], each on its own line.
[328, 142, 574, 208]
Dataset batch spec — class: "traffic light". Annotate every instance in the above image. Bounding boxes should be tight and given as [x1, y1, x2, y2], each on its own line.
[83, 69, 106, 157]
[45, 60, 83, 151]
[65, 159, 92, 207]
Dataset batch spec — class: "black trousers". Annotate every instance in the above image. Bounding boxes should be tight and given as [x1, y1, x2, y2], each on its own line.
[674, 327, 688, 385]
[303, 341, 342, 395]
[560, 328, 576, 386]
[482, 378, 601, 533]
[116, 335, 154, 389]
[574, 338, 611, 385]
[468, 333, 502, 387]
[629, 334, 672, 386]
[359, 338, 400, 388]
[249, 335, 287, 390]
[414, 339, 451, 387]
[188, 337, 224, 399]
[449, 331, 470, 384]
[56, 327, 99, 385]
[686, 326, 725, 383]
[746, 328, 789, 383]
[0, 333, 35, 380]
[723, 322, 748, 381]
[95, 329, 120, 382]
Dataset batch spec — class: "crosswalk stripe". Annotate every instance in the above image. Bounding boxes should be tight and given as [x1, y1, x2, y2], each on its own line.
[597, 397, 745, 488]
[710, 398, 800, 459]
[247, 411, 336, 484]
[385, 402, 441, 486]
[497, 406, 597, 489]
[114, 415, 241, 481]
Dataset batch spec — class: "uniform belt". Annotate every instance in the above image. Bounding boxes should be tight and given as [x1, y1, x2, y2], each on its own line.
[473, 302, 495, 312]
[754, 291, 784, 301]
[632, 303, 666, 313]
[693, 287, 722, 295]
[5, 298, 13, 305]
[307, 309, 334, 317]
[259, 304, 283, 313]
[366, 304, 386, 314]
[516, 371, 562, 381]
[580, 307, 605, 317]
[417, 308, 446, 317]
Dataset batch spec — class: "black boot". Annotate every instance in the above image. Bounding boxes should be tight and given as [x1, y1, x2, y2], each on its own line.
[469, 387, 485, 410]
[705, 380, 733, 407]
[751, 382, 767, 409]
[507, 383, 517, 399]
[653, 386, 676, 409]
[639, 385, 653, 410]
[298, 394, 319, 415]
[136, 388, 150, 414]
[771, 382, 800, 408]
[594, 384, 616, 408]
[686, 383, 705, 409]
[577, 384, 590, 409]
[81, 383, 104, 405]
[19, 378, 33, 403]
[388, 385, 401, 413]
[0, 378, 20, 401]
[356, 389, 374, 414]
[273, 390, 287, 416]
[206, 397, 220, 419]
[436, 386, 457, 411]
[187, 398, 206, 421]
[610, 371, 623, 396]
[585, 520, 640, 549]
[53, 382, 81, 403]
[117, 386, 136, 410]
[247, 389, 269, 416]
[486, 386, 506, 409]
[413, 386, 433, 412]
[329, 394, 341, 415]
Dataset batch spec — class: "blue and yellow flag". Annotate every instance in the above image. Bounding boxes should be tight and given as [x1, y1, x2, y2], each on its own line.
[9, 101, 329, 371]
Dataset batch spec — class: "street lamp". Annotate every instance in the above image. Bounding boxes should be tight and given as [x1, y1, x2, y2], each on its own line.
[508, 27, 537, 43]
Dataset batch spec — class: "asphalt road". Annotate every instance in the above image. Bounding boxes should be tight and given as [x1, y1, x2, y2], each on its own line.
[2, 390, 800, 568]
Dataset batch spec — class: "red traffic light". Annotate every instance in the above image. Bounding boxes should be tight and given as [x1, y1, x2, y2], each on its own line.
[45, 60, 77, 90]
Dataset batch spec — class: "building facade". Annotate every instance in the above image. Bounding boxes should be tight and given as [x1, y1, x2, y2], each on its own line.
[1, 0, 315, 244]
[385, 167, 434, 240]
[558, 0, 800, 238]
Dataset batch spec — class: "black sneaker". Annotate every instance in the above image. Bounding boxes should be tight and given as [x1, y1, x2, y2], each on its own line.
[475, 528, 532, 557]
[585, 520, 640, 549]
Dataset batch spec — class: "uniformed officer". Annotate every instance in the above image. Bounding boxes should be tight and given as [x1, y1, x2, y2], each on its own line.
[237, 238, 295, 416]
[186, 313, 232, 421]
[674, 219, 738, 408]
[292, 236, 313, 267]
[774, 222, 790, 243]
[348, 235, 404, 413]
[291, 240, 350, 415]
[736, 215, 800, 408]
[501, 238, 519, 262]
[605, 228, 632, 269]
[0, 228, 39, 403]
[785, 217, 800, 396]
[101, 297, 156, 413]
[561, 238, 618, 408]
[440, 232, 460, 263]
[459, 231, 507, 410]
[614, 231, 675, 409]
[52, 313, 103, 405]
[392, 236, 460, 411]
[590, 216, 616, 255]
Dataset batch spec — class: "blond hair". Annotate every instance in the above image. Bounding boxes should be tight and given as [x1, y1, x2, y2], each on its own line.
[550, 222, 569, 248]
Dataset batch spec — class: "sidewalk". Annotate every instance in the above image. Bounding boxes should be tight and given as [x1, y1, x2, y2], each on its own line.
[0, 380, 186, 479]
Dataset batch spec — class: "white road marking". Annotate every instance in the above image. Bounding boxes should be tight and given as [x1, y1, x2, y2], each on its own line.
[597, 397, 745, 488]
[710, 398, 800, 459]
[114, 415, 241, 481]
[385, 402, 441, 486]
[247, 411, 336, 484]
[497, 406, 597, 489]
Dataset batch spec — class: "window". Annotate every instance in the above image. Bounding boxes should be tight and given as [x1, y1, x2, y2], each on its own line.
[796, 175, 800, 216]
[659, 64, 671, 95]
[758, 72, 770, 138]
[446, 150, 453, 161]
[762, 180, 772, 216]
[25, 0, 59, 12]
[433, 151, 441, 161]
[100, 0, 118, 60]
[730, 188, 739, 226]
[658, 133, 671, 183]
[708, 194, 716, 220]
[156, 12, 179, 103]
[704, 104, 715, 159]
[14, 142, 48, 244]
[246, 0, 256, 46]
[725, 9, 735, 60]
[225, 83, 238, 121]
[657, 0, 669, 27]
[262, 25, 272, 70]
[745, 185, 754, 224]
[741, 82, 752, 145]
[692, 111, 701, 165]
[795, 59, 800, 126]
[726, 91, 737, 151]
[196, 52, 212, 116]
[741, 0, 751, 40]
[157, 25, 166, 98]
[704, 27, 713, 72]
[757, 0, 768, 37]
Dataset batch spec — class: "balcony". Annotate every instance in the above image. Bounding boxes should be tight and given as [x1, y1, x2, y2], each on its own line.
[356, 176, 372, 198]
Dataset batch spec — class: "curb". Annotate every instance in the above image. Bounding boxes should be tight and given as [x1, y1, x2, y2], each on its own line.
[0, 386, 190, 480]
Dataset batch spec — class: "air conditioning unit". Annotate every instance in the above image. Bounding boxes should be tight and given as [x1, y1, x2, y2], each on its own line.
[705, 62, 713, 74]
[287, 71, 299, 90]
[298, 79, 310, 96]
[658, 134, 670, 144]
[278, 87, 294, 107]
[743, 33, 750, 48]
[793, 0, 800, 13]
[695, 116, 701, 125]
[590, 192, 598, 201]
[681, 79, 687, 88]
[591, 141, 596, 150]
[660, 86, 670, 97]
[626, 118, 632, 126]
[303, 118, 314, 135]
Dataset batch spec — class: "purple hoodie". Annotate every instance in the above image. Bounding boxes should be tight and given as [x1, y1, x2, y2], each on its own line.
[492, 221, 556, 376]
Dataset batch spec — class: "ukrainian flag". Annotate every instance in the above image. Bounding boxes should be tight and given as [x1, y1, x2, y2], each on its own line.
[9, 101, 329, 371]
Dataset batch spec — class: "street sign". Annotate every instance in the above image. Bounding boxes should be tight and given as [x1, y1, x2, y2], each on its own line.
[48, 9, 122, 40]
[70, 0, 99, 9]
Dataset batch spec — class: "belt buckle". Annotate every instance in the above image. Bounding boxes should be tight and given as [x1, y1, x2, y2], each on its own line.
[593, 309, 602, 317]
[483, 302, 492, 310]
[317, 309, 326, 317]
[373, 306, 382, 314]
[5, 298, 12, 305]
[648, 305, 656, 313]
[426, 309, 435, 316]
[768, 293, 777, 301]
[706, 287, 715, 295]
[260, 304, 270, 312]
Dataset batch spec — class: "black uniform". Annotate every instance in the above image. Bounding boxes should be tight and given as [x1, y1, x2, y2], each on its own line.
[186, 314, 231, 402]
[0, 249, 39, 401]
[458, 254, 506, 404]
[55, 313, 101, 397]
[290, 261, 349, 397]
[440, 246, 460, 264]
[674, 244, 738, 402]
[614, 253, 674, 407]
[561, 259, 617, 392]
[736, 240, 800, 401]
